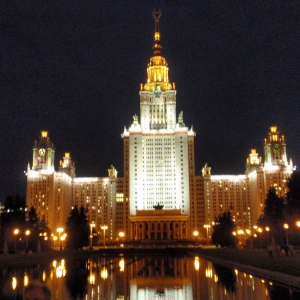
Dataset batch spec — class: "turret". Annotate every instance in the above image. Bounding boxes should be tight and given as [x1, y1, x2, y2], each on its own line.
[264, 126, 288, 167]
[32, 131, 55, 171]
[58, 152, 76, 177]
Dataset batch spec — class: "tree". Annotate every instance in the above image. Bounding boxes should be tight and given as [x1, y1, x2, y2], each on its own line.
[257, 188, 286, 245]
[259, 188, 285, 226]
[0, 194, 26, 249]
[285, 171, 300, 220]
[27, 206, 51, 251]
[212, 210, 237, 248]
[66, 205, 89, 249]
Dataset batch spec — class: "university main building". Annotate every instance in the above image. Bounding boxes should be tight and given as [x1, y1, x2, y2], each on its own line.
[26, 10, 294, 244]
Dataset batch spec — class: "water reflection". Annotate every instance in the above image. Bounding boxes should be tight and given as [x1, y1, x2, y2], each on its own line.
[0, 252, 299, 299]
[213, 264, 236, 293]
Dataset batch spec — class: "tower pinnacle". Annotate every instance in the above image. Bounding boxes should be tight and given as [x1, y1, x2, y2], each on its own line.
[152, 9, 162, 55]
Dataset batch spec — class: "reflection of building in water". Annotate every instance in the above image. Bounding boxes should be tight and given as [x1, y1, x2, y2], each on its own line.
[2, 255, 300, 299]
[128, 255, 193, 299]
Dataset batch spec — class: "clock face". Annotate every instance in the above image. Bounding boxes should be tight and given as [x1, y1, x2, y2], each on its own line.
[273, 144, 281, 152]
[38, 148, 46, 156]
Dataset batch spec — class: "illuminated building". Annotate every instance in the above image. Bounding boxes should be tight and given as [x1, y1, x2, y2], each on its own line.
[26, 11, 293, 242]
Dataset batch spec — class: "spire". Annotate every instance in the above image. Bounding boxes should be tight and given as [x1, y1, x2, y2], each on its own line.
[152, 9, 162, 55]
[142, 9, 173, 92]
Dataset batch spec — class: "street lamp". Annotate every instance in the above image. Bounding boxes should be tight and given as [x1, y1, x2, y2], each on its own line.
[118, 231, 125, 247]
[25, 230, 30, 251]
[53, 235, 58, 250]
[60, 233, 67, 250]
[193, 230, 199, 246]
[283, 223, 289, 245]
[204, 225, 211, 245]
[14, 229, 19, 252]
[257, 227, 262, 247]
[57, 228, 64, 251]
[101, 225, 108, 248]
[90, 221, 95, 249]
[265, 226, 270, 245]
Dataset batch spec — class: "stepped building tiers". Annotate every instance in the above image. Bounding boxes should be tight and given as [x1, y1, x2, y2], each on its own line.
[26, 10, 294, 244]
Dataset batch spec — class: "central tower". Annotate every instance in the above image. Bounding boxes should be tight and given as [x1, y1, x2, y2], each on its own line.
[122, 10, 196, 222]
[139, 9, 176, 130]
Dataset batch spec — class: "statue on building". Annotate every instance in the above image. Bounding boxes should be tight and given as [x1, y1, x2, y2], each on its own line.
[178, 111, 185, 127]
[133, 114, 139, 125]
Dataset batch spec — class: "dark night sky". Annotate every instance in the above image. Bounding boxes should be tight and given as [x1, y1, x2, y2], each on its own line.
[1, 1, 300, 201]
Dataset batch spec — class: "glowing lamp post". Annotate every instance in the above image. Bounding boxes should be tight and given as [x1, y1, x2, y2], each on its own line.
[204, 225, 211, 245]
[283, 223, 289, 245]
[118, 231, 125, 247]
[14, 229, 19, 252]
[257, 227, 262, 247]
[25, 230, 30, 250]
[90, 221, 95, 249]
[193, 230, 199, 245]
[265, 226, 270, 244]
[57, 228, 64, 251]
[60, 233, 67, 250]
[53, 236, 57, 250]
[101, 225, 108, 248]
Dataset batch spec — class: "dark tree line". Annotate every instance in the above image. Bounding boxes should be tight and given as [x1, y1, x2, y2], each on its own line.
[66, 205, 89, 250]
[211, 171, 300, 248]
[258, 170, 300, 246]
[0, 194, 90, 251]
[0, 194, 50, 252]
[211, 210, 237, 247]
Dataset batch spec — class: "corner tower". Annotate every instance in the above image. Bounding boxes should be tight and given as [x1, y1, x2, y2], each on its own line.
[32, 131, 55, 171]
[264, 126, 288, 167]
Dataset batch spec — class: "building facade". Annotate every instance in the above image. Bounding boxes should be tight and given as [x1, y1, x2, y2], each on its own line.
[26, 11, 294, 243]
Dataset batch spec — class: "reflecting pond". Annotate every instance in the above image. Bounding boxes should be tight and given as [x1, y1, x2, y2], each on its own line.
[1, 252, 299, 300]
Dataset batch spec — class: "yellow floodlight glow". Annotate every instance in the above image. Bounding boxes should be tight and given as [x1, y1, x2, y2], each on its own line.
[194, 256, 200, 271]
[119, 258, 125, 272]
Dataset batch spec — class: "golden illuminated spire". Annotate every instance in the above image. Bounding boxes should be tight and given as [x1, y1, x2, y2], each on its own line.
[141, 9, 173, 92]
[152, 9, 162, 55]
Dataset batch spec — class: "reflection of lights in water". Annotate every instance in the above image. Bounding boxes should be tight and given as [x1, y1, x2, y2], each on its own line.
[119, 258, 124, 272]
[89, 273, 95, 285]
[194, 256, 200, 271]
[42, 271, 46, 282]
[51, 259, 67, 278]
[12, 277, 17, 290]
[56, 265, 66, 278]
[205, 268, 213, 278]
[101, 266, 108, 280]
[214, 274, 218, 283]
[24, 273, 29, 286]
